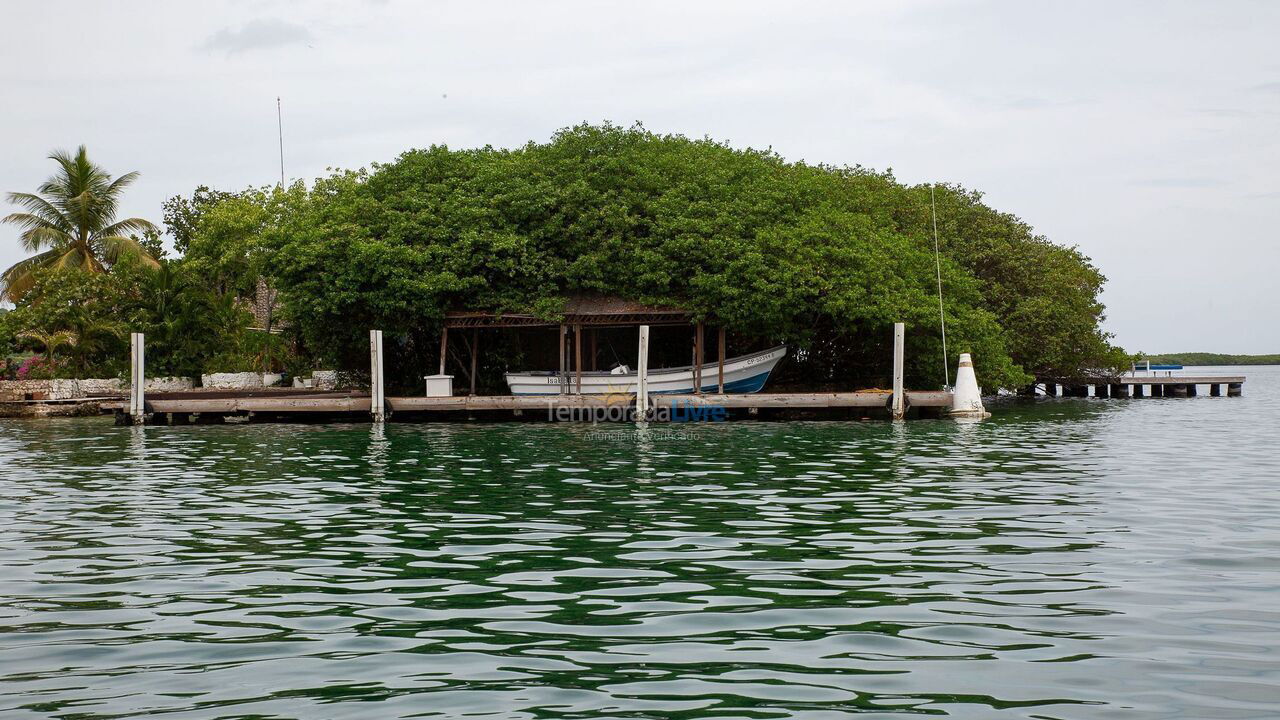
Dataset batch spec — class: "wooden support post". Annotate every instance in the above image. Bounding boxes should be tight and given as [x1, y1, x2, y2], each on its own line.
[470, 329, 479, 396]
[717, 327, 726, 394]
[1152, 383, 1164, 397]
[1095, 383, 1110, 399]
[1210, 384, 1221, 396]
[1111, 384, 1129, 398]
[1228, 382, 1242, 397]
[1132, 383, 1144, 398]
[574, 324, 582, 395]
[129, 332, 145, 425]
[891, 322, 905, 421]
[439, 327, 448, 375]
[370, 329, 385, 422]
[636, 325, 650, 419]
[1186, 383, 1197, 397]
[694, 321, 704, 394]
[559, 324, 567, 395]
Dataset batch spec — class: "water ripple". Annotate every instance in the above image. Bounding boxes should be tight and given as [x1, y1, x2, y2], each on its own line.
[2, 367, 1279, 718]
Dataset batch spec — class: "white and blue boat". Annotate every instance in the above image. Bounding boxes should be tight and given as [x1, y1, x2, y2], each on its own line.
[505, 345, 786, 396]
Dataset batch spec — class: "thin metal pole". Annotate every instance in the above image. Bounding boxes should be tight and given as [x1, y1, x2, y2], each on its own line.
[559, 324, 566, 395]
[470, 329, 478, 396]
[717, 327, 725, 394]
[930, 185, 950, 387]
[574, 324, 582, 395]
[694, 321, 704, 394]
[277, 97, 285, 188]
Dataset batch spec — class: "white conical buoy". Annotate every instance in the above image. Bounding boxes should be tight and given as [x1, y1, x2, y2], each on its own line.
[950, 353, 990, 418]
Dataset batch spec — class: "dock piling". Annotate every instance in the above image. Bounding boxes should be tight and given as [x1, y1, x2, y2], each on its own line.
[636, 325, 650, 420]
[891, 322, 905, 421]
[1228, 382, 1242, 397]
[129, 332, 145, 425]
[370, 329, 385, 422]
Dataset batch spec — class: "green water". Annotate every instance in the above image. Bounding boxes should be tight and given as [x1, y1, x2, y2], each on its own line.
[2, 367, 1279, 719]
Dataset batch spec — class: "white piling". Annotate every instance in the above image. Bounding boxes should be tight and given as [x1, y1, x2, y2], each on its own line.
[950, 352, 990, 418]
[129, 332, 145, 425]
[370, 329, 385, 422]
[891, 322, 906, 421]
[636, 325, 650, 421]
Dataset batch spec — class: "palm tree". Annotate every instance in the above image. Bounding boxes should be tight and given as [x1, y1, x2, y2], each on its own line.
[18, 329, 77, 368]
[1, 145, 159, 302]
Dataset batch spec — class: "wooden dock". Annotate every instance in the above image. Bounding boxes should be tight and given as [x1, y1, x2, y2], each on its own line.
[1039, 376, 1245, 398]
[102, 390, 955, 424]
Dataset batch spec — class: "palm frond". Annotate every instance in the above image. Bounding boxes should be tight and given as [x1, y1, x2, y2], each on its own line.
[0, 248, 63, 302]
[18, 329, 79, 350]
[19, 225, 70, 253]
[4, 192, 71, 230]
[104, 171, 141, 197]
[2, 213, 70, 252]
[50, 246, 95, 272]
[99, 235, 161, 268]
[98, 217, 158, 239]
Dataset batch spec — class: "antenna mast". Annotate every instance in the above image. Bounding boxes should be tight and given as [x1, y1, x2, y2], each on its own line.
[277, 97, 285, 188]
[931, 185, 950, 388]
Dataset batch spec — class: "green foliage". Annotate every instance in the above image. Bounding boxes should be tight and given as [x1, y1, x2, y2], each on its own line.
[180, 184, 304, 298]
[4, 266, 130, 377]
[18, 123, 1122, 391]
[1, 145, 159, 302]
[2, 260, 283, 380]
[127, 262, 255, 377]
[1141, 352, 1280, 366]
[242, 123, 1126, 388]
[161, 185, 237, 256]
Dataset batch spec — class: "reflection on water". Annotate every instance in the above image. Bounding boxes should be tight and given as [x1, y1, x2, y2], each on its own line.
[2, 367, 1279, 718]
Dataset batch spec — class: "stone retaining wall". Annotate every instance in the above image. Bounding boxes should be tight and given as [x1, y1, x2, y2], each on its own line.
[0, 377, 193, 401]
[200, 372, 264, 389]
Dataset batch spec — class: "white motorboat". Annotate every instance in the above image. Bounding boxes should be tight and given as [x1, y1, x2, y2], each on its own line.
[505, 345, 787, 395]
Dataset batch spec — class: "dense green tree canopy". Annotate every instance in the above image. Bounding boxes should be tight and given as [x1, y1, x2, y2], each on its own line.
[4, 124, 1128, 389]
[208, 123, 1123, 389]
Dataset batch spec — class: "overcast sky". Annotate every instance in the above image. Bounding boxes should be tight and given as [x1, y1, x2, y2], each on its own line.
[2, 0, 1277, 353]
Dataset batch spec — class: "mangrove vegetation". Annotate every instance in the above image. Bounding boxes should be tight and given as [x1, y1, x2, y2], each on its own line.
[1, 124, 1131, 390]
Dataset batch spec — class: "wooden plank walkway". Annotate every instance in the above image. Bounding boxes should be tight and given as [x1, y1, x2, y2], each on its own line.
[100, 390, 954, 421]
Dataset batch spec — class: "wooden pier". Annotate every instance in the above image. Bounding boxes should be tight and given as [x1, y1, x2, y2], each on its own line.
[1038, 375, 1245, 398]
[103, 390, 955, 424]
[101, 316, 972, 426]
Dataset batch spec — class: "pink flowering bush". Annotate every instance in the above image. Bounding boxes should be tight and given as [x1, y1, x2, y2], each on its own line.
[15, 355, 54, 380]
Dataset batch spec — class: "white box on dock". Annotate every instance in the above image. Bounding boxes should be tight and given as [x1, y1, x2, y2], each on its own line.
[424, 374, 454, 397]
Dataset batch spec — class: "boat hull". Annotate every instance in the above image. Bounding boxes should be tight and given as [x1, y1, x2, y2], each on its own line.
[505, 346, 786, 396]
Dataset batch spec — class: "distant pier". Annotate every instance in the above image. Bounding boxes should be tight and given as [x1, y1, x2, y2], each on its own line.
[1037, 375, 1245, 398]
